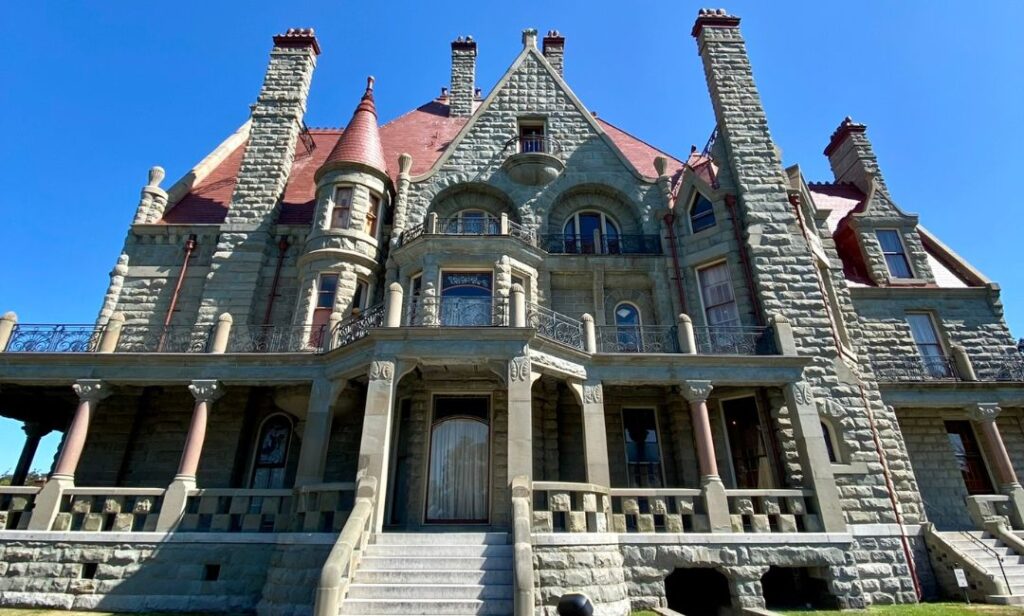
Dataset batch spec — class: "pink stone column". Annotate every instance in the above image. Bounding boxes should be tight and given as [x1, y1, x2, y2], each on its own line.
[969, 403, 1019, 488]
[681, 380, 718, 480]
[52, 380, 109, 479]
[175, 380, 223, 480]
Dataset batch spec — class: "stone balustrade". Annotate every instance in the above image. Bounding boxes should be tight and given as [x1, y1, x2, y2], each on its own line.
[531, 481, 610, 533]
[609, 488, 706, 533]
[725, 489, 820, 533]
[966, 494, 1015, 529]
[50, 487, 165, 532]
[178, 485, 355, 533]
[0, 486, 40, 530]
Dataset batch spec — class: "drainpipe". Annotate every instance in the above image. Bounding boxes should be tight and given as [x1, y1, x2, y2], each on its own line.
[262, 236, 290, 326]
[160, 234, 197, 349]
[725, 195, 764, 326]
[662, 213, 688, 317]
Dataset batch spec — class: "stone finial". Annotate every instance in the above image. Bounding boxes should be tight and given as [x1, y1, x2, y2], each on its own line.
[654, 156, 668, 178]
[522, 28, 538, 48]
[398, 153, 413, 175]
[691, 8, 741, 37]
[147, 166, 165, 188]
[365, 75, 375, 93]
[273, 28, 321, 55]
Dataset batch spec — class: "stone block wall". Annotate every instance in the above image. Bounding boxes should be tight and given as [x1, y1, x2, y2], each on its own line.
[534, 543, 630, 616]
[896, 411, 973, 530]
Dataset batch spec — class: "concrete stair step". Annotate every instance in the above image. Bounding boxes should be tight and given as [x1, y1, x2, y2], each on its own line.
[374, 533, 509, 545]
[365, 544, 512, 558]
[339, 598, 513, 615]
[353, 569, 513, 585]
[358, 556, 513, 571]
[346, 583, 513, 600]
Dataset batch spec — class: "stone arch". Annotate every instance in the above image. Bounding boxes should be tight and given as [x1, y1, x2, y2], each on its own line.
[426, 182, 519, 223]
[545, 184, 642, 236]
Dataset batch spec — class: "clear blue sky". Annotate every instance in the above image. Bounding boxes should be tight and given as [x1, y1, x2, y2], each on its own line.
[0, 1, 1022, 475]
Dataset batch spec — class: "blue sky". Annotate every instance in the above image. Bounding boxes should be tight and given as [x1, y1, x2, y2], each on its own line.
[0, 1, 1022, 475]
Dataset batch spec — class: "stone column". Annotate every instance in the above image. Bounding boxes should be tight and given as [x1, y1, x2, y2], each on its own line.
[507, 353, 534, 483]
[681, 380, 730, 532]
[356, 359, 399, 531]
[294, 378, 344, 486]
[12, 422, 50, 486]
[724, 565, 770, 612]
[783, 382, 846, 532]
[968, 403, 1024, 527]
[156, 380, 223, 531]
[580, 380, 610, 487]
[28, 379, 109, 530]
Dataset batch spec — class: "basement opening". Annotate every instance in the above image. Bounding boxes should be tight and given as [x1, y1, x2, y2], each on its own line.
[665, 567, 731, 616]
[761, 566, 838, 610]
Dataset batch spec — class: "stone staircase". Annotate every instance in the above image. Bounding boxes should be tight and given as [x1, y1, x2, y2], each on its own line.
[942, 531, 1024, 603]
[341, 532, 515, 615]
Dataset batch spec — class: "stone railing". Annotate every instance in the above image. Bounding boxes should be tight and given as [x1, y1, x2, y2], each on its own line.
[966, 494, 1016, 529]
[527, 304, 586, 351]
[596, 325, 679, 353]
[725, 488, 821, 533]
[531, 481, 610, 533]
[872, 355, 961, 382]
[609, 488, 706, 533]
[693, 326, 776, 355]
[178, 484, 355, 533]
[0, 486, 40, 530]
[314, 477, 376, 616]
[50, 487, 165, 532]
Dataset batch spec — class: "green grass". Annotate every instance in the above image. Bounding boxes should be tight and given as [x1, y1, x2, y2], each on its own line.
[0, 612, 233, 616]
[779, 601, 1024, 616]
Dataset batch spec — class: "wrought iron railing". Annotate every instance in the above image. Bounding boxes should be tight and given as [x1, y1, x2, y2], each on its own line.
[227, 324, 327, 353]
[115, 324, 212, 353]
[4, 324, 104, 352]
[437, 216, 501, 236]
[507, 220, 537, 246]
[325, 303, 385, 351]
[977, 357, 1024, 382]
[693, 325, 776, 355]
[527, 303, 585, 351]
[407, 295, 507, 327]
[596, 325, 679, 353]
[505, 135, 560, 155]
[398, 222, 426, 246]
[541, 234, 662, 255]
[872, 356, 960, 382]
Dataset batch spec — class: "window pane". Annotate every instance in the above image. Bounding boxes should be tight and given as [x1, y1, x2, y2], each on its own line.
[317, 275, 338, 309]
[331, 188, 352, 229]
[877, 230, 913, 278]
[615, 304, 640, 326]
[885, 254, 913, 279]
[876, 230, 903, 253]
[907, 314, 940, 345]
[700, 263, 740, 327]
[622, 408, 663, 488]
[691, 195, 716, 232]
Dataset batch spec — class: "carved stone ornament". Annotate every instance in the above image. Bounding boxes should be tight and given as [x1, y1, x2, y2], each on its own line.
[509, 356, 531, 382]
[792, 382, 813, 406]
[681, 380, 713, 403]
[369, 360, 395, 382]
[583, 383, 603, 404]
[816, 398, 844, 419]
[188, 380, 223, 404]
[72, 379, 110, 403]
[968, 403, 1001, 423]
[528, 350, 587, 379]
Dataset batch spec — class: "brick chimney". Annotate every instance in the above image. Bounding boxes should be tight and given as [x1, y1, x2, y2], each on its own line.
[543, 30, 565, 77]
[449, 36, 477, 117]
[824, 117, 888, 195]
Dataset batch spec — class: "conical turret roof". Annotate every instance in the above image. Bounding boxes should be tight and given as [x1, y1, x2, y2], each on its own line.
[318, 76, 388, 178]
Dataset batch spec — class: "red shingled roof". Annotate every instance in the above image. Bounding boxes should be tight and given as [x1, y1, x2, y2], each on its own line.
[319, 78, 387, 177]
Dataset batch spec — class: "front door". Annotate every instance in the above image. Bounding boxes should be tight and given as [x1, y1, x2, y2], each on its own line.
[426, 396, 490, 523]
[722, 397, 774, 489]
[945, 421, 994, 495]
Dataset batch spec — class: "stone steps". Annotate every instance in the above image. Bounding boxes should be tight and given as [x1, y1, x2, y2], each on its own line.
[341, 532, 514, 616]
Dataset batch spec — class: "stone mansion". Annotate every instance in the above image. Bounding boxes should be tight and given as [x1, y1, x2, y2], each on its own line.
[3, 8, 1024, 616]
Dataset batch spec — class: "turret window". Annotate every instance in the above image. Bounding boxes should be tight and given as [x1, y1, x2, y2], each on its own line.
[365, 194, 380, 237]
[331, 187, 353, 229]
[876, 229, 913, 279]
[689, 194, 716, 233]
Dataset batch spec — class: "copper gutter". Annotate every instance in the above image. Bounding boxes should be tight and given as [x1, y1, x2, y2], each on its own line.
[725, 195, 764, 325]
[159, 234, 197, 350]
[663, 213, 688, 316]
[262, 236, 290, 326]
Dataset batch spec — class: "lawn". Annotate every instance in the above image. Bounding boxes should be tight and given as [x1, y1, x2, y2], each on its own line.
[778, 602, 1024, 616]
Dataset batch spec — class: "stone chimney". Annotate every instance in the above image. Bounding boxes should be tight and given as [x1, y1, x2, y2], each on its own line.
[449, 36, 477, 117]
[543, 30, 565, 76]
[824, 117, 888, 195]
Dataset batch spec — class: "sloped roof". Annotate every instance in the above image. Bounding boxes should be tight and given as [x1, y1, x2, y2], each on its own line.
[319, 78, 387, 177]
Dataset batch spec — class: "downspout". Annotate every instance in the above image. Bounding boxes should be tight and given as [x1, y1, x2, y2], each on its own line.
[725, 195, 764, 325]
[159, 234, 197, 350]
[663, 213, 688, 316]
[262, 236, 291, 326]
[859, 384, 923, 599]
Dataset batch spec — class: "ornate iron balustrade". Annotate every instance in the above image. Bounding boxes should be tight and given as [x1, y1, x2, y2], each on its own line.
[437, 216, 501, 236]
[4, 324, 103, 352]
[693, 326, 776, 355]
[527, 303, 585, 351]
[227, 324, 327, 353]
[116, 325, 212, 353]
[325, 303, 385, 351]
[398, 222, 426, 246]
[540, 234, 662, 255]
[977, 357, 1024, 382]
[507, 219, 537, 246]
[596, 325, 679, 353]
[505, 134, 561, 155]
[872, 355, 960, 382]
[407, 295, 507, 327]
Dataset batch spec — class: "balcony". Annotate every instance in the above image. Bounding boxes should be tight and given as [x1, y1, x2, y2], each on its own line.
[976, 357, 1024, 382]
[541, 234, 662, 256]
[693, 326, 776, 356]
[407, 295, 508, 327]
[872, 356, 961, 382]
[501, 135, 564, 185]
[597, 325, 679, 353]
[397, 214, 536, 249]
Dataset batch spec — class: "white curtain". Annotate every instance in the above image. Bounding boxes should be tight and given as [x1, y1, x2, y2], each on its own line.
[427, 419, 489, 521]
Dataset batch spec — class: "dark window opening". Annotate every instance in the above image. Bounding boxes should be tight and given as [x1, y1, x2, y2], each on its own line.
[665, 568, 731, 616]
[81, 563, 98, 579]
[945, 420, 994, 495]
[203, 564, 221, 582]
[761, 566, 838, 611]
[690, 194, 716, 233]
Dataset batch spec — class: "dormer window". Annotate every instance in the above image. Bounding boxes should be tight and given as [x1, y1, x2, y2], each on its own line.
[331, 187, 353, 229]
[876, 230, 913, 279]
[518, 121, 546, 153]
[689, 193, 716, 233]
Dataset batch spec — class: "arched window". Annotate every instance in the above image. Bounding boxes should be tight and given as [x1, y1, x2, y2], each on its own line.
[250, 414, 293, 489]
[613, 302, 642, 352]
[445, 209, 499, 235]
[690, 193, 716, 233]
[563, 211, 620, 254]
[820, 421, 839, 464]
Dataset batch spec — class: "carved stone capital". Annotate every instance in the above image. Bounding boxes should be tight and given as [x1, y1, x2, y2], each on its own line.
[509, 355, 531, 382]
[22, 422, 51, 440]
[681, 380, 713, 403]
[790, 381, 814, 407]
[369, 360, 395, 382]
[188, 380, 223, 404]
[73, 379, 110, 404]
[583, 382, 603, 405]
[968, 403, 1001, 423]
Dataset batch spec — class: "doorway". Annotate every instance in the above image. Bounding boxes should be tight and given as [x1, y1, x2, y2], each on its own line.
[722, 396, 774, 489]
[425, 396, 490, 523]
[945, 420, 994, 495]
